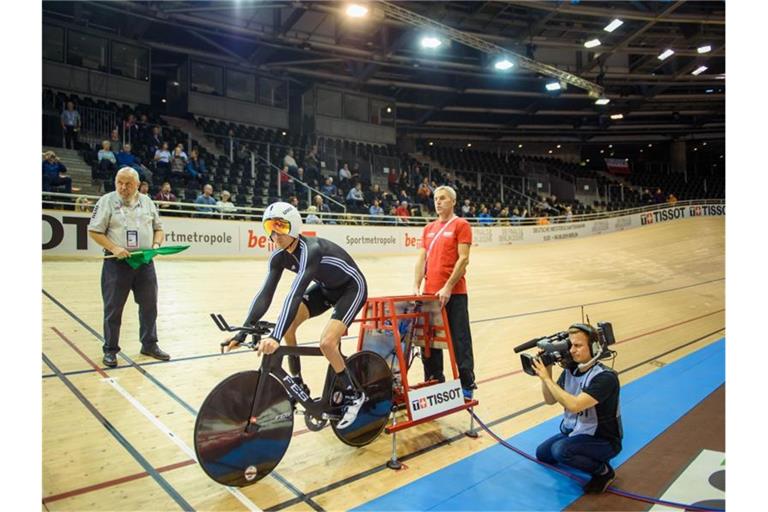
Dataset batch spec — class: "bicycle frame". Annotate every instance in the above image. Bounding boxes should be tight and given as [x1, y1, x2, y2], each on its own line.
[246, 345, 343, 433]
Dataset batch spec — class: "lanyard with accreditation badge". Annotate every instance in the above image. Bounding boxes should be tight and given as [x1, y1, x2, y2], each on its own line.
[118, 198, 142, 250]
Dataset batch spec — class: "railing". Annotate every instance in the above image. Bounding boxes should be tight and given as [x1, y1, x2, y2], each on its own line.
[41, 192, 724, 228]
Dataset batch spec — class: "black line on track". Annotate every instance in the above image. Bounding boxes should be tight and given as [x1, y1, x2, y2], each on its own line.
[42, 288, 323, 511]
[42, 353, 195, 511]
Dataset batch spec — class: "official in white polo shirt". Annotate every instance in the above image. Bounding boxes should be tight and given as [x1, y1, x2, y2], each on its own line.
[88, 167, 170, 367]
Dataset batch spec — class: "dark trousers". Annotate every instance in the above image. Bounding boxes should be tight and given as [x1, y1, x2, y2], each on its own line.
[536, 433, 619, 475]
[101, 259, 159, 354]
[43, 174, 72, 193]
[422, 293, 475, 389]
[63, 126, 78, 149]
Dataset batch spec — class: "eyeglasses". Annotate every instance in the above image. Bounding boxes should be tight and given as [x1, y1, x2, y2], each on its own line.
[263, 218, 291, 237]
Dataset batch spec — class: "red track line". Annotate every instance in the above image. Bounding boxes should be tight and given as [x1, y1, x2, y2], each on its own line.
[50, 326, 109, 378]
[42, 459, 196, 504]
[476, 308, 725, 386]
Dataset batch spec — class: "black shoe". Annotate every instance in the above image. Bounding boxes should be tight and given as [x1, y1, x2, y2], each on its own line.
[583, 465, 615, 494]
[140, 344, 170, 361]
[103, 352, 118, 368]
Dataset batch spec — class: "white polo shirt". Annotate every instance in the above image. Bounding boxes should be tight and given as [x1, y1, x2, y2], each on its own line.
[88, 192, 163, 251]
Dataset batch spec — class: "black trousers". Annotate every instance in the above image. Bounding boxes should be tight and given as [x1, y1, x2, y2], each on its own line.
[422, 293, 475, 389]
[101, 258, 159, 354]
[63, 126, 78, 149]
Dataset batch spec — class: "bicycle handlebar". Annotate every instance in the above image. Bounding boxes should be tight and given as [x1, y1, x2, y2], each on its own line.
[210, 313, 275, 335]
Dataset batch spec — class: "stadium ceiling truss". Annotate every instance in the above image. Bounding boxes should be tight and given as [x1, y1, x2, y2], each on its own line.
[43, 1, 725, 142]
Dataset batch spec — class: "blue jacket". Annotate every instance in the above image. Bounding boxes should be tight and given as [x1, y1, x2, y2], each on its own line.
[43, 160, 67, 179]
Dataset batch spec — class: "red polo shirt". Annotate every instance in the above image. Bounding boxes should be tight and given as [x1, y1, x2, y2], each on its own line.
[421, 216, 472, 294]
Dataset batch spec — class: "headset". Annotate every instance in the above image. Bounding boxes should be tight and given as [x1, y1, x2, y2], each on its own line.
[568, 323, 602, 371]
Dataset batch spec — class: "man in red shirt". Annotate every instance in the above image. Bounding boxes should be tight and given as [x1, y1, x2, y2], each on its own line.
[412, 185, 476, 399]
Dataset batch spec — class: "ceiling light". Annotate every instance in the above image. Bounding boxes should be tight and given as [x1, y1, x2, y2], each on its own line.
[604, 19, 623, 32]
[705, 89, 714, 93]
[161, 98, 167, 103]
[282, 131, 287, 136]
[595, 97, 610, 105]
[421, 36, 442, 49]
[715, 74, 725, 80]
[386, 107, 392, 113]
[691, 66, 708, 76]
[494, 58, 514, 71]
[693, 148, 698, 151]
[546, 81, 562, 91]
[610, 113, 624, 120]
[518, 144, 523, 148]
[600, 150, 604, 154]
[467, 143, 472, 147]
[703, 142, 707, 146]
[556, 144, 561, 148]
[586, 159, 590, 163]
[697, 45, 712, 54]
[548, 150, 553, 154]
[428, 141, 434, 146]
[658, 49, 674, 60]
[345, 4, 368, 18]
[608, 144, 613, 148]
[648, 143, 653, 147]
[584, 39, 601, 49]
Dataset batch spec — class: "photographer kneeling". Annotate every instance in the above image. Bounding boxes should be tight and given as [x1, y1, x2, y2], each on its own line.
[532, 324, 623, 494]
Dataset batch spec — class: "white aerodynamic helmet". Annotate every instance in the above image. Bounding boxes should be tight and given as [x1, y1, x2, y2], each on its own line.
[263, 201, 303, 238]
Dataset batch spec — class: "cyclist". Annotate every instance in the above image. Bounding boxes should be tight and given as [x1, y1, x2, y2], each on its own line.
[224, 201, 368, 429]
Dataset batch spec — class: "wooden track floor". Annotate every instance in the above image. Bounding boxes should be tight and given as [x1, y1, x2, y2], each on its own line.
[42, 216, 725, 511]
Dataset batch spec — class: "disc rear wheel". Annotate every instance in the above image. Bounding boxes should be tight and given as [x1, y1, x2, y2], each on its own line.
[332, 351, 394, 447]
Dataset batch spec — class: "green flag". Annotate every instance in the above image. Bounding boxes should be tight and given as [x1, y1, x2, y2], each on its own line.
[124, 245, 190, 269]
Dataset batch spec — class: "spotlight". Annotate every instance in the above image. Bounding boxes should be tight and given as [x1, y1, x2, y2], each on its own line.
[691, 66, 708, 76]
[556, 144, 561, 148]
[546, 81, 562, 91]
[428, 141, 434, 146]
[386, 106, 392, 113]
[494, 57, 514, 71]
[548, 150, 553, 154]
[345, 4, 368, 18]
[697, 45, 712, 54]
[595, 97, 610, 105]
[657, 49, 674, 60]
[518, 144, 523, 148]
[603, 19, 623, 32]
[467, 143, 472, 147]
[421, 36, 442, 49]
[610, 113, 624, 120]
[584, 39, 601, 49]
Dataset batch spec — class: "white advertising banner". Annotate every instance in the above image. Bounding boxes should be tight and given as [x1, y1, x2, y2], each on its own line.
[42, 202, 724, 259]
[407, 379, 465, 422]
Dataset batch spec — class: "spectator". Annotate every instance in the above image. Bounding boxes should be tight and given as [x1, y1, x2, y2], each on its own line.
[97, 140, 117, 177]
[478, 207, 494, 225]
[136, 114, 151, 142]
[109, 129, 122, 153]
[395, 200, 411, 224]
[653, 188, 665, 204]
[186, 148, 207, 183]
[116, 143, 152, 183]
[346, 182, 365, 212]
[276, 164, 292, 199]
[154, 142, 171, 177]
[287, 195, 300, 210]
[387, 167, 400, 193]
[338, 163, 352, 193]
[42, 151, 72, 193]
[146, 125, 163, 156]
[366, 183, 383, 205]
[313, 194, 333, 223]
[398, 189, 412, 206]
[216, 190, 237, 218]
[169, 144, 187, 179]
[564, 205, 574, 222]
[667, 193, 678, 206]
[398, 168, 410, 194]
[490, 202, 502, 218]
[387, 205, 399, 225]
[293, 167, 308, 198]
[283, 148, 298, 174]
[498, 207, 510, 225]
[320, 176, 337, 198]
[139, 181, 150, 195]
[417, 177, 432, 206]
[74, 195, 93, 212]
[124, 113, 139, 144]
[305, 205, 322, 224]
[60, 101, 80, 149]
[537, 213, 551, 225]
[461, 199, 472, 217]
[304, 145, 320, 185]
[154, 181, 178, 211]
[195, 184, 217, 213]
[369, 199, 384, 224]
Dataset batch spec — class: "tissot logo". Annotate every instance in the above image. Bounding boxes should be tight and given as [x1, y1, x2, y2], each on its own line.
[410, 386, 461, 411]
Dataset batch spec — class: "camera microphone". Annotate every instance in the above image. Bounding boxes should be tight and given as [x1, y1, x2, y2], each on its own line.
[514, 337, 545, 353]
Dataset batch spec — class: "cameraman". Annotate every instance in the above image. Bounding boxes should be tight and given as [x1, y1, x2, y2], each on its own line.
[532, 324, 623, 494]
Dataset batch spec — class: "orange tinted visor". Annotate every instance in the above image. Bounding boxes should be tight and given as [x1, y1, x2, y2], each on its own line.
[263, 218, 291, 237]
